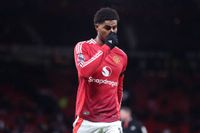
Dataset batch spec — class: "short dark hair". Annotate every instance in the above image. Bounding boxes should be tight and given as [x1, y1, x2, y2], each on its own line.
[94, 7, 120, 24]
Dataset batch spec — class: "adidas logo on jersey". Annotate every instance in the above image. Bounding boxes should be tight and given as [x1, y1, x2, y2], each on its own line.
[108, 40, 112, 44]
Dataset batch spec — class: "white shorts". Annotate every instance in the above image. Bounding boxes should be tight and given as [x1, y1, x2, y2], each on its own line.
[73, 116, 123, 133]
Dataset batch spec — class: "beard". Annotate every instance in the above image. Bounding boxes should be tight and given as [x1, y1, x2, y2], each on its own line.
[99, 32, 108, 44]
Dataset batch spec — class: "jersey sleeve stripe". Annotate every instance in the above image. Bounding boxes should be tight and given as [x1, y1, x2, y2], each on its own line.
[91, 39, 96, 44]
[75, 43, 79, 54]
[76, 42, 83, 54]
[80, 50, 103, 68]
[86, 39, 96, 44]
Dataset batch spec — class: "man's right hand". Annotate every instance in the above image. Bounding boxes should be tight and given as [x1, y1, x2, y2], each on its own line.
[105, 32, 118, 49]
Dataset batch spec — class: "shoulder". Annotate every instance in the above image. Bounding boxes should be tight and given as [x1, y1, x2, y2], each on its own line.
[75, 39, 96, 46]
[114, 47, 128, 60]
[114, 47, 127, 56]
[74, 39, 96, 53]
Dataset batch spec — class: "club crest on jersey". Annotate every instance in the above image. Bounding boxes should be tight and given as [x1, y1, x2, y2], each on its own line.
[113, 55, 120, 64]
[102, 66, 112, 77]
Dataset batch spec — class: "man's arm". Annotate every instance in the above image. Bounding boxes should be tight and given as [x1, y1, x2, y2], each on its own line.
[117, 54, 128, 106]
[74, 41, 110, 78]
[117, 73, 124, 106]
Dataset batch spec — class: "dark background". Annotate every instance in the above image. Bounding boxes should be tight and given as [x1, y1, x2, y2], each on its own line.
[0, 0, 200, 133]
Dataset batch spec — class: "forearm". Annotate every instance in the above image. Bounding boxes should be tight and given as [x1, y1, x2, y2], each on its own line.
[75, 44, 110, 78]
[117, 74, 124, 105]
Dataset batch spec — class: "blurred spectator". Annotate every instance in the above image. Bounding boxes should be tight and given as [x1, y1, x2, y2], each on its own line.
[120, 106, 148, 133]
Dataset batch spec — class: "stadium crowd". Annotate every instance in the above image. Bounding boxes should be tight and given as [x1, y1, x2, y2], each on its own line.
[0, 54, 199, 133]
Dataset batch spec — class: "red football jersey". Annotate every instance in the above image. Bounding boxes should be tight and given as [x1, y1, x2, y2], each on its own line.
[74, 39, 128, 122]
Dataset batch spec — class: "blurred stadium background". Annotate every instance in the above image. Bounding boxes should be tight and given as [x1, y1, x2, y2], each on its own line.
[0, 0, 200, 133]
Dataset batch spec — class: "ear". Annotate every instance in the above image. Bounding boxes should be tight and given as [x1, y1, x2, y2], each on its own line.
[95, 24, 99, 31]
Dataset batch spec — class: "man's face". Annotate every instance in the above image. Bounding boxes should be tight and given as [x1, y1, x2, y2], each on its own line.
[95, 20, 118, 42]
[120, 109, 130, 121]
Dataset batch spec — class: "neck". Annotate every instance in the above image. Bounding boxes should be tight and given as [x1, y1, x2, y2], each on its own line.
[95, 36, 104, 46]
